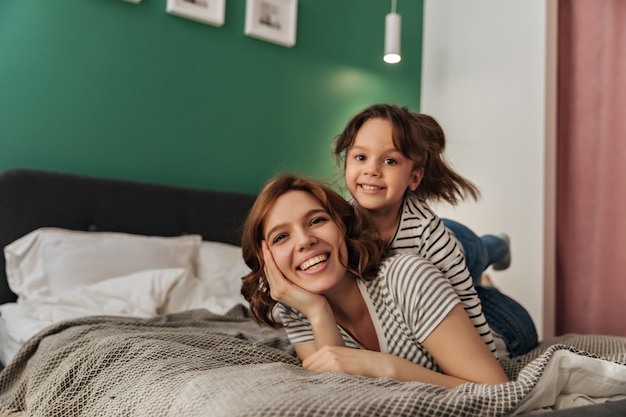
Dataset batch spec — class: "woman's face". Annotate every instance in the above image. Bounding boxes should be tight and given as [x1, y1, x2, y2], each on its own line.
[263, 190, 350, 294]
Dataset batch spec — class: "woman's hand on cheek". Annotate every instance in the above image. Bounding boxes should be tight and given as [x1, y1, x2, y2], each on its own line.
[262, 241, 326, 315]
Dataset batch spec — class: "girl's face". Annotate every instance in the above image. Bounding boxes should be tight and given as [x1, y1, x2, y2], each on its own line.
[263, 190, 350, 294]
[344, 118, 422, 216]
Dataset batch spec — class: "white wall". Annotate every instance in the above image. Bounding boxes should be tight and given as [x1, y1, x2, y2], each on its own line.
[420, 0, 556, 338]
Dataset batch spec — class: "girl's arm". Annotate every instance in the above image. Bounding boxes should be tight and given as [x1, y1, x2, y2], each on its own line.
[262, 242, 345, 359]
[419, 214, 497, 356]
[301, 304, 509, 387]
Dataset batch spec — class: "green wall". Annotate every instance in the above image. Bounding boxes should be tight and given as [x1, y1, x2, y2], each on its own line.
[0, 0, 423, 194]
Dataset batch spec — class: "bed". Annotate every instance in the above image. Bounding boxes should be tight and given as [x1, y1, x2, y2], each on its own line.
[0, 168, 625, 417]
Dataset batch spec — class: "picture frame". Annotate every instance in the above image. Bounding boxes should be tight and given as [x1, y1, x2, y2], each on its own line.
[244, 0, 298, 48]
[166, 0, 226, 27]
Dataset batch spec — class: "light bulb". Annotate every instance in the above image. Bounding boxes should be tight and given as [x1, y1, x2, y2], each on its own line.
[384, 12, 401, 64]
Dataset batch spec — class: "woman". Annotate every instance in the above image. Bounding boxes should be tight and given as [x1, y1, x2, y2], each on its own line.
[241, 174, 509, 388]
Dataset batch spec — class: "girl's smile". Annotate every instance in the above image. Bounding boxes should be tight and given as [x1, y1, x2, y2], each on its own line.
[358, 183, 386, 193]
[345, 118, 422, 217]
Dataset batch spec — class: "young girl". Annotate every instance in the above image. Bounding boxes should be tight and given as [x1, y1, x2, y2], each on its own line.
[240, 174, 509, 387]
[332, 103, 538, 358]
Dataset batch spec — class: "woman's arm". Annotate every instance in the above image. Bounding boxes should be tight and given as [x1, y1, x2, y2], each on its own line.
[301, 346, 468, 387]
[421, 304, 508, 384]
[262, 241, 345, 359]
[301, 304, 508, 387]
[290, 302, 344, 361]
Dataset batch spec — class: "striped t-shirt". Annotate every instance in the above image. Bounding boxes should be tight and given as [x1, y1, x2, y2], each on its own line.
[277, 254, 460, 372]
[387, 194, 497, 357]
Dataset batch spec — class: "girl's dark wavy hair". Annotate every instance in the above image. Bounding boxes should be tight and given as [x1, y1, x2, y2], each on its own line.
[240, 174, 388, 328]
[333, 103, 479, 204]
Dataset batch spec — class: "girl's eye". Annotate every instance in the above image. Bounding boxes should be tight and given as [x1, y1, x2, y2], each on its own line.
[384, 158, 398, 166]
[354, 154, 366, 161]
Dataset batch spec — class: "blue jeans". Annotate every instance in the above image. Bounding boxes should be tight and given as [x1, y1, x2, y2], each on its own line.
[476, 285, 539, 357]
[442, 219, 538, 357]
[442, 219, 509, 284]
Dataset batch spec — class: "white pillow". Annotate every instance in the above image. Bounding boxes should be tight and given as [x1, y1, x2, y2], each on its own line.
[4, 228, 202, 300]
[0, 268, 193, 345]
[27, 268, 192, 322]
[194, 241, 250, 307]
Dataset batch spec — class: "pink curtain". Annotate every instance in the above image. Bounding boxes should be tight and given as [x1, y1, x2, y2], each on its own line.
[556, 0, 626, 335]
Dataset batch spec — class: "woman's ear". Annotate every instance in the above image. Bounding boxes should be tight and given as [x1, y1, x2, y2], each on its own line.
[408, 168, 424, 191]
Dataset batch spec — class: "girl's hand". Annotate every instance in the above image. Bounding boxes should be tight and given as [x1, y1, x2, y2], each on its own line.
[262, 241, 327, 316]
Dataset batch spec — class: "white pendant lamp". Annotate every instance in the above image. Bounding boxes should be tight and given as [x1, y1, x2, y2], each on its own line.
[384, 0, 401, 64]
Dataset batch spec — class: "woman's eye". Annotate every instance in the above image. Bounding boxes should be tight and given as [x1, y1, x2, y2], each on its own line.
[384, 158, 398, 166]
[272, 233, 287, 244]
[311, 217, 328, 226]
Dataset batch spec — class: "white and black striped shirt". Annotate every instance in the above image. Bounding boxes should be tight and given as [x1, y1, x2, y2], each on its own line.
[388, 194, 497, 356]
[278, 254, 460, 372]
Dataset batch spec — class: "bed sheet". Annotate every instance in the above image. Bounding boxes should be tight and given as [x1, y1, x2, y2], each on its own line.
[0, 307, 625, 417]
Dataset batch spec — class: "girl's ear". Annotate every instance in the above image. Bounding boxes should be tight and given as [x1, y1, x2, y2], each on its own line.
[408, 168, 424, 191]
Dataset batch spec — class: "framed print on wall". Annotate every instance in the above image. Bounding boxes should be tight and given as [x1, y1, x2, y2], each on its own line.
[244, 0, 298, 48]
[166, 0, 226, 27]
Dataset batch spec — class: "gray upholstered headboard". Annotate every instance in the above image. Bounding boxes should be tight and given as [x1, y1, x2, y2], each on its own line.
[0, 168, 256, 304]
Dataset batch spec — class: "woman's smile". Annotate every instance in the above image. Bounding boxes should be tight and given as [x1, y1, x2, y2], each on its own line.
[298, 253, 329, 272]
[264, 190, 350, 293]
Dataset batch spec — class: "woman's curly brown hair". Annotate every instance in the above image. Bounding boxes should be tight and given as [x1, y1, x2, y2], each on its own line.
[240, 174, 388, 328]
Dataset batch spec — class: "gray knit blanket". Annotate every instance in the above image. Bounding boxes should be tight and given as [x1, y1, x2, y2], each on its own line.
[0, 306, 625, 417]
